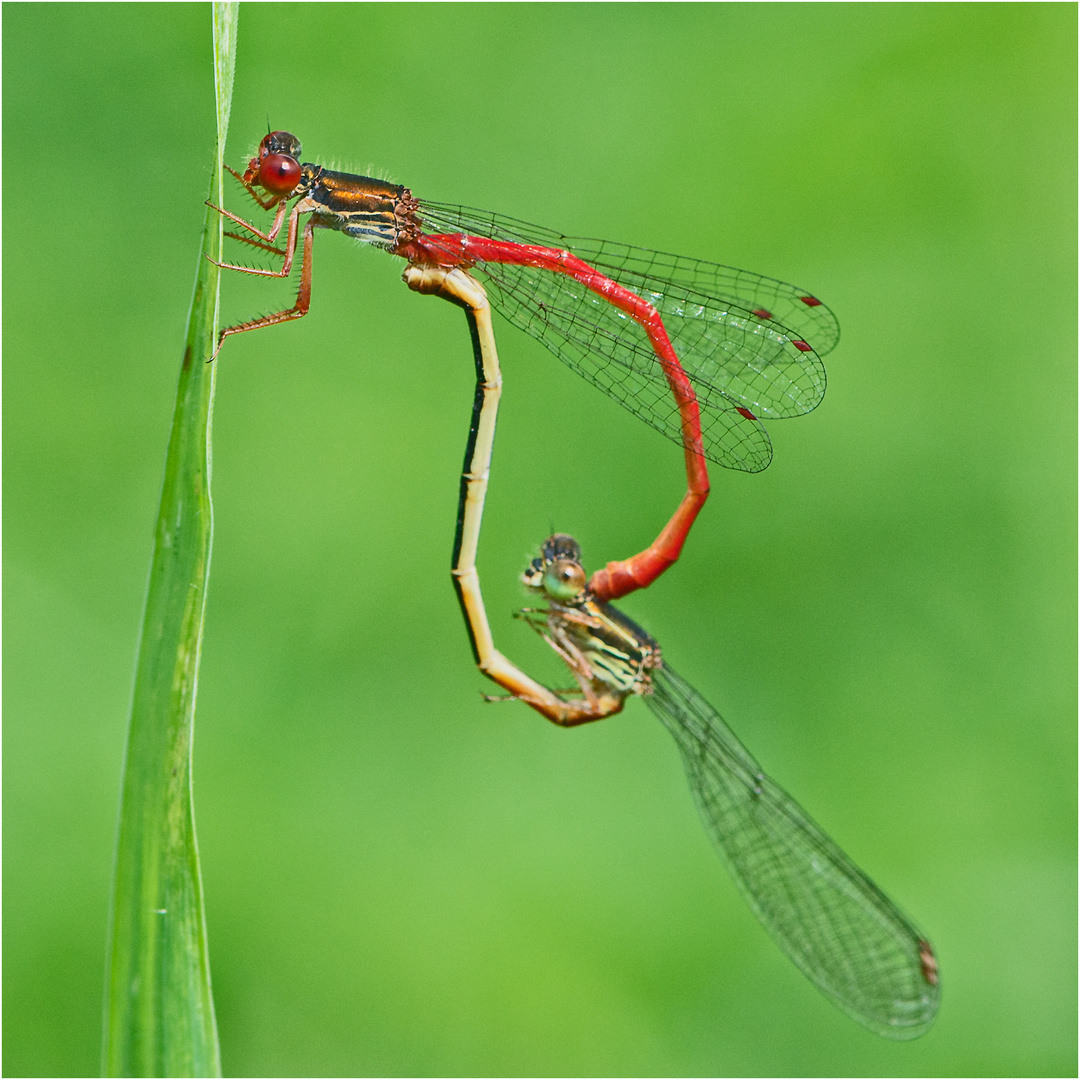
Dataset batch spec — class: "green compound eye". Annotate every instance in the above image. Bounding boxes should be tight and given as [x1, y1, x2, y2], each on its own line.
[543, 559, 586, 602]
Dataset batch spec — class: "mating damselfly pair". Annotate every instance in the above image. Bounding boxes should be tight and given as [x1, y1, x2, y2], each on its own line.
[210, 131, 939, 1038]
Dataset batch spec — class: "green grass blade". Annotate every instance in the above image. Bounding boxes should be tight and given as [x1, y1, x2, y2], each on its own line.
[102, 4, 238, 1075]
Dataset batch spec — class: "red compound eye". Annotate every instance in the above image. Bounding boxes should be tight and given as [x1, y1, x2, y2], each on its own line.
[258, 153, 301, 194]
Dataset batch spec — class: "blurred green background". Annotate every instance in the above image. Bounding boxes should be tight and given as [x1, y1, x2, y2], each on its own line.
[4, 3, 1075, 1076]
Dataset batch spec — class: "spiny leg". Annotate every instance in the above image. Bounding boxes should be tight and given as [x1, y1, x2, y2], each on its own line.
[209, 211, 316, 357]
[208, 192, 291, 248]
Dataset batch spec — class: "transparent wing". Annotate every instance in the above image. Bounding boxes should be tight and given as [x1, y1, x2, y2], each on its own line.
[417, 202, 836, 473]
[647, 663, 940, 1039]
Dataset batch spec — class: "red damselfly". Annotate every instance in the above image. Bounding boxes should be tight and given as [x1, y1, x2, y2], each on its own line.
[210, 133, 835, 691]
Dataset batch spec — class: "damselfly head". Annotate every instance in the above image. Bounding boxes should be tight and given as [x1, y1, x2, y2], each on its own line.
[520, 534, 587, 603]
[243, 130, 303, 195]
